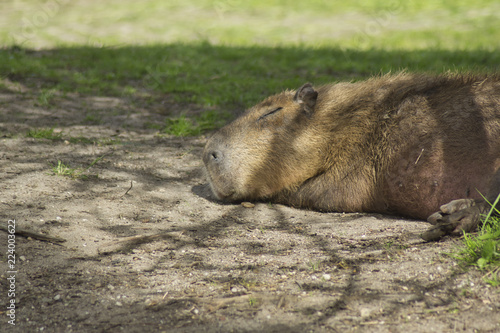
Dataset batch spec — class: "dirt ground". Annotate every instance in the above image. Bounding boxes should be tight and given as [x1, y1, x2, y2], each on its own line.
[0, 84, 499, 333]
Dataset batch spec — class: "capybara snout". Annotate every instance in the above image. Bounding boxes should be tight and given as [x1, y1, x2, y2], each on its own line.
[203, 73, 500, 240]
[203, 133, 237, 200]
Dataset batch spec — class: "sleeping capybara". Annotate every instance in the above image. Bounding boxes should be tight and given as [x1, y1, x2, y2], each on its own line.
[202, 73, 500, 241]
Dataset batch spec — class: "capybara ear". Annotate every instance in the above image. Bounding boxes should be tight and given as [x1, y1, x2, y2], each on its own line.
[294, 83, 318, 116]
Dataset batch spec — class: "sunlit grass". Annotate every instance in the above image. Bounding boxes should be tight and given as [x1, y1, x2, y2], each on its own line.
[454, 196, 500, 286]
[26, 128, 62, 140]
[1, 0, 499, 49]
[163, 110, 230, 136]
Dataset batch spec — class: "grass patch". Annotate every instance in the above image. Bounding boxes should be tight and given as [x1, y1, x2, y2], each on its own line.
[2, 45, 499, 116]
[27, 131, 121, 146]
[163, 110, 229, 137]
[163, 116, 195, 137]
[2, 0, 499, 49]
[51, 155, 108, 180]
[455, 196, 500, 286]
[51, 160, 81, 179]
[248, 296, 257, 307]
[97, 138, 121, 146]
[308, 261, 321, 272]
[26, 128, 62, 140]
[35, 88, 58, 107]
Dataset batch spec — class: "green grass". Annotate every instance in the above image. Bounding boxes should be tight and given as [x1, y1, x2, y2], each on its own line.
[51, 160, 81, 179]
[36, 88, 58, 107]
[3, 45, 500, 110]
[51, 155, 107, 180]
[1, 0, 499, 49]
[163, 110, 230, 137]
[96, 138, 121, 146]
[26, 128, 62, 140]
[163, 116, 200, 137]
[308, 261, 321, 272]
[26, 128, 120, 146]
[455, 196, 500, 286]
[248, 296, 257, 307]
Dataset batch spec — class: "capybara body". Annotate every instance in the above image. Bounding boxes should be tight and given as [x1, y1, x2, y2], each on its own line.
[203, 73, 500, 240]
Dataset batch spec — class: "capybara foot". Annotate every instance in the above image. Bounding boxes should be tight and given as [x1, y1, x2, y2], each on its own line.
[422, 200, 483, 241]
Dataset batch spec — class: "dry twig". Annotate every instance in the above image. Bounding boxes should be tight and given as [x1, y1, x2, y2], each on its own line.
[0, 225, 66, 244]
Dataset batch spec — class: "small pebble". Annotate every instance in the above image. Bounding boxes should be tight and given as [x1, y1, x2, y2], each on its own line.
[241, 202, 255, 208]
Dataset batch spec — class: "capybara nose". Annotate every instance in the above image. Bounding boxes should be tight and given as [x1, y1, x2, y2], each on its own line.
[203, 149, 224, 166]
[209, 150, 223, 162]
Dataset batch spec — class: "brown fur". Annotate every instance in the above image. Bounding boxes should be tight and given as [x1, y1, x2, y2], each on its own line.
[203, 73, 500, 240]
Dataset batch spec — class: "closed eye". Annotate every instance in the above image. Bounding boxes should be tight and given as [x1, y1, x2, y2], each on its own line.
[258, 107, 283, 121]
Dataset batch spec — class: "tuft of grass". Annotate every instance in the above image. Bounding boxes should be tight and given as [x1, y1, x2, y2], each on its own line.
[86, 155, 107, 170]
[51, 160, 81, 179]
[163, 110, 229, 137]
[384, 240, 394, 250]
[51, 155, 107, 180]
[36, 88, 58, 107]
[97, 138, 121, 146]
[455, 195, 500, 286]
[26, 128, 62, 140]
[238, 278, 260, 290]
[308, 261, 321, 272]
[248, 296, 257, 307]
[163, 115, 196, 137]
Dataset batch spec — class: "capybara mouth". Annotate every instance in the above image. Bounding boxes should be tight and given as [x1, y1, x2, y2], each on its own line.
[203, 139, 242, 201]
[210, 186, 236, 201]
[205, 171, 237, 201]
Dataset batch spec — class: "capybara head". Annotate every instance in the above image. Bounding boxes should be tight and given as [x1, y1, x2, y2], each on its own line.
[203, 83, 326, 202]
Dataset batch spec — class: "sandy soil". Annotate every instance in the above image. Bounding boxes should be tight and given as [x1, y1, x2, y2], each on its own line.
[0, 86, 499, 332]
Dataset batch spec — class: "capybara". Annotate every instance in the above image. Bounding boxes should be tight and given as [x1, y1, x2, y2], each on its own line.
[202, 73, 500, 241]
